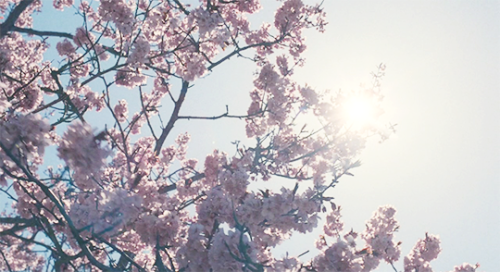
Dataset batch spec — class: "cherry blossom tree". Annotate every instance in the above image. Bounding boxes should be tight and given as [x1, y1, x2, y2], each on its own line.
[0, 0, 479, 271]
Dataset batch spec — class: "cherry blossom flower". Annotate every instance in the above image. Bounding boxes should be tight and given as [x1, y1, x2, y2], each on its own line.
[114, 99, 129, 123]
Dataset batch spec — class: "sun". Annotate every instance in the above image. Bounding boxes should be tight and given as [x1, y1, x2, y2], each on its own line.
[344, 96, 375, 127]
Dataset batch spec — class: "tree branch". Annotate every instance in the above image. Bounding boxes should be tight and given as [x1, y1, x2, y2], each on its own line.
[130, 80, 189, 189]
[0, 141, 120, 271]
[0, 217, 36, 224]
[154, 80, 189, 155]
[207, 35, 286, 71]
[178, 105, 265, 120]
[11, 26, 73, 39]
[172, 0, 190, 16]
[0, 0, 34, 38]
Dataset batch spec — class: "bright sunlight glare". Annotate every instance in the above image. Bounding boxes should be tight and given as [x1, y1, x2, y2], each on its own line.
[345, 97, 374, 126]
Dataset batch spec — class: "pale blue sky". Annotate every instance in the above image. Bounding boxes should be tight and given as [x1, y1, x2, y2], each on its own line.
[24, 0, 500, 271]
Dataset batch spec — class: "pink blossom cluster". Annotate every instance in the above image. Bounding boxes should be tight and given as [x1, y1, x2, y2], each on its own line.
[233, 188, 321, 249]
[0, 32, 46, 112]
[53, 0, 73, 11]
[97, 0, 135, 36]
[322, 204, 344, 238]
[65, 84, 106, 112]
[404, 233, 442, 272]
[69, 188, 142, 237]
[114, 99, 129, 123]
[246, 63, 297, 138]
[189, 7, 223, 36]
[313, 238, 363, 272]
[208, 229, 259, 271]
[0, 114, 51, 184]
[57, 121, 110, 189]
[56, 38, 76, 56]
[310, 205, 476, 272]
[361, 205, 401, 264]
[0, 94, 10, 117]
[127, 36, 150, 67]
[450, 263, 480, 272]
[312, 206, 400, 271]
[115, 67, 148, 89]
[134, 206, 182, 246]
[0, 229, 44, 272]
[274, 0, 326, 58]
[73, 27, 95, 48]
[175, 223, 210, 271]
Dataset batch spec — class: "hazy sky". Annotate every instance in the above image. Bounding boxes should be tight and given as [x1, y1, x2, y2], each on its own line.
[287, 1, 500, 270]
[29, 0, 500, 271]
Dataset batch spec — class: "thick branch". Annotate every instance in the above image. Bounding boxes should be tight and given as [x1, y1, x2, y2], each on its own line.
[0, 220, 37, 236]
[131, 81, 189, 189]
[158, 172, 205, 194]
[11, 26, 73, 39]
[154, 80, 189, 155]
[0, 0, 34, 38]
[0, 217, 35, 224]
